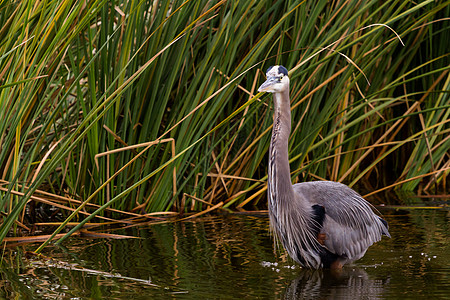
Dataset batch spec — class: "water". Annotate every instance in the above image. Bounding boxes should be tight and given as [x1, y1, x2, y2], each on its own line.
[1, 208, 448, 299]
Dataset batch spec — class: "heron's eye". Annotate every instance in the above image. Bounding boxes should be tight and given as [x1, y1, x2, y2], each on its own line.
[278, 76, 283, 81]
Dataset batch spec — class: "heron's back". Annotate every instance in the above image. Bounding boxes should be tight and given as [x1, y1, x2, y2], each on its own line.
[289, 181, 390, 266]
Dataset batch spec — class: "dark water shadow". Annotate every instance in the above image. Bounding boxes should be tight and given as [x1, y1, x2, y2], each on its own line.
[284, 267, 389, 299]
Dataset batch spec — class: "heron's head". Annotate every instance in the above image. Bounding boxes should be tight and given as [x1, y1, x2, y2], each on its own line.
[258, 65, 289, 93]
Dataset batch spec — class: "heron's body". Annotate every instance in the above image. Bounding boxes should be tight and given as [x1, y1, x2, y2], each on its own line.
[259, 65, 390, 269]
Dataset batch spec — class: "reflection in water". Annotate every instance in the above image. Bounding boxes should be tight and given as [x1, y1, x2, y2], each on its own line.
[284, 268, 389, 299]
[1, 208, 448, 299]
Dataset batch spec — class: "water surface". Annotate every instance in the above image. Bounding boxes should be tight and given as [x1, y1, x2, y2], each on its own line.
[1, 208, 448, 299]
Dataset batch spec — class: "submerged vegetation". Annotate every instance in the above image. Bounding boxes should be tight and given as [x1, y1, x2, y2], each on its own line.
[0, 0, 448, 245]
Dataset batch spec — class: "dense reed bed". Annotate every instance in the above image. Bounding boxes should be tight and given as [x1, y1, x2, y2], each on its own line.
[0, 0, 448, 245]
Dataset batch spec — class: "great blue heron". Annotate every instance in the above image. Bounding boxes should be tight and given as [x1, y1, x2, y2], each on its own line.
[258, 65, 390, 269]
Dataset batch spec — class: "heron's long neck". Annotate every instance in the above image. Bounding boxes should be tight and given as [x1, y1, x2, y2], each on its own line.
[268, 90, 295, 208]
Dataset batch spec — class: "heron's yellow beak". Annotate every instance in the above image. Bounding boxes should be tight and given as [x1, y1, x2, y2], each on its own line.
[258, 76, 278, 92]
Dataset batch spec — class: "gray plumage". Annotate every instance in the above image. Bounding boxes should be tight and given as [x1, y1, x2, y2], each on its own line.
[258, 65, 390, 269]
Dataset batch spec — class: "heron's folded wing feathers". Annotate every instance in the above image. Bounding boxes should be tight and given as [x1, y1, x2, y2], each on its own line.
[292, 181, 389, 260]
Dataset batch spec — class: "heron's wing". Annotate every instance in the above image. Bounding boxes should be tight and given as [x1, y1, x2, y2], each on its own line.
[292, 181, 390, 260]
